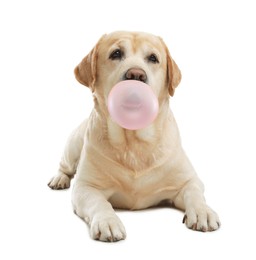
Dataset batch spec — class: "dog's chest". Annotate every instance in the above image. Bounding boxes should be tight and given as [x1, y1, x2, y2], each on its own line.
[107, 166, 176, 210]
[107, 124, 163, 172]
[115, 147, 157, 172]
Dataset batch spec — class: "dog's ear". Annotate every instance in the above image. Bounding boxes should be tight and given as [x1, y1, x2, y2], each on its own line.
[74, 46, 97, 92]
[162, 42, 182, 96]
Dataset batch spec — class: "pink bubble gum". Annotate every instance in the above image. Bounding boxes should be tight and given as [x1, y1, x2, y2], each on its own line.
[107, 80, 159, 130]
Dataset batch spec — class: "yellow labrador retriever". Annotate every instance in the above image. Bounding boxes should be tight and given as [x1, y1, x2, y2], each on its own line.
[48, 31, 220, 242]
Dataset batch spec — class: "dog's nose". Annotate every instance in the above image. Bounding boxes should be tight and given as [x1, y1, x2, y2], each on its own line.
[125, 68, 147, 82]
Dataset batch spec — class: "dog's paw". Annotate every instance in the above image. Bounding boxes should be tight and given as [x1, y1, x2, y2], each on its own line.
[48, 173, 71, 190]
[183, 205, 220, 232]
[90, 215, 126, 242]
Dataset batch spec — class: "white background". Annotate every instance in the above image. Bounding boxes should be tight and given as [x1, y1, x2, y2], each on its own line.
[1, 0, 256, 259]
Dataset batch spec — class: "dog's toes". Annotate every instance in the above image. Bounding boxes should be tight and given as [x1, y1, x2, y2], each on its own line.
[48, 173, 71, 190]
[183, 205, 220, 232]
[90, 215, 126, 242]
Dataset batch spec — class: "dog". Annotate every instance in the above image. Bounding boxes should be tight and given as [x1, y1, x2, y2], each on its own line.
[48, 31, 220, 242]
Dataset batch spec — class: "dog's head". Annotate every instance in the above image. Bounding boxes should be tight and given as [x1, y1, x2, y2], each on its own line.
[75, 31, 181, 109]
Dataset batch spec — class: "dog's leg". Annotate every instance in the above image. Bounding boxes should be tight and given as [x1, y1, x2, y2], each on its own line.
[174, 178, 220, 232]
[48, 120, 87, 190]
[72, 183, 126, 242]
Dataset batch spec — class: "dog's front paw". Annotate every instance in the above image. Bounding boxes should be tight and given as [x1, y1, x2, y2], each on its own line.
[90, 215, 126, 242]
[48, 173, 71, 190]
[183, 205, 220, 232]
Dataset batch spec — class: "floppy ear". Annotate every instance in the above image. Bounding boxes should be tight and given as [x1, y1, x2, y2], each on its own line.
[74, 44, 98, 92]
[166, 48, 182, 96]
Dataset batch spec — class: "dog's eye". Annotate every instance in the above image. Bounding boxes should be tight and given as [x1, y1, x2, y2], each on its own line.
[109, 49, 123, 60]
[148, 54, 159, 63]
